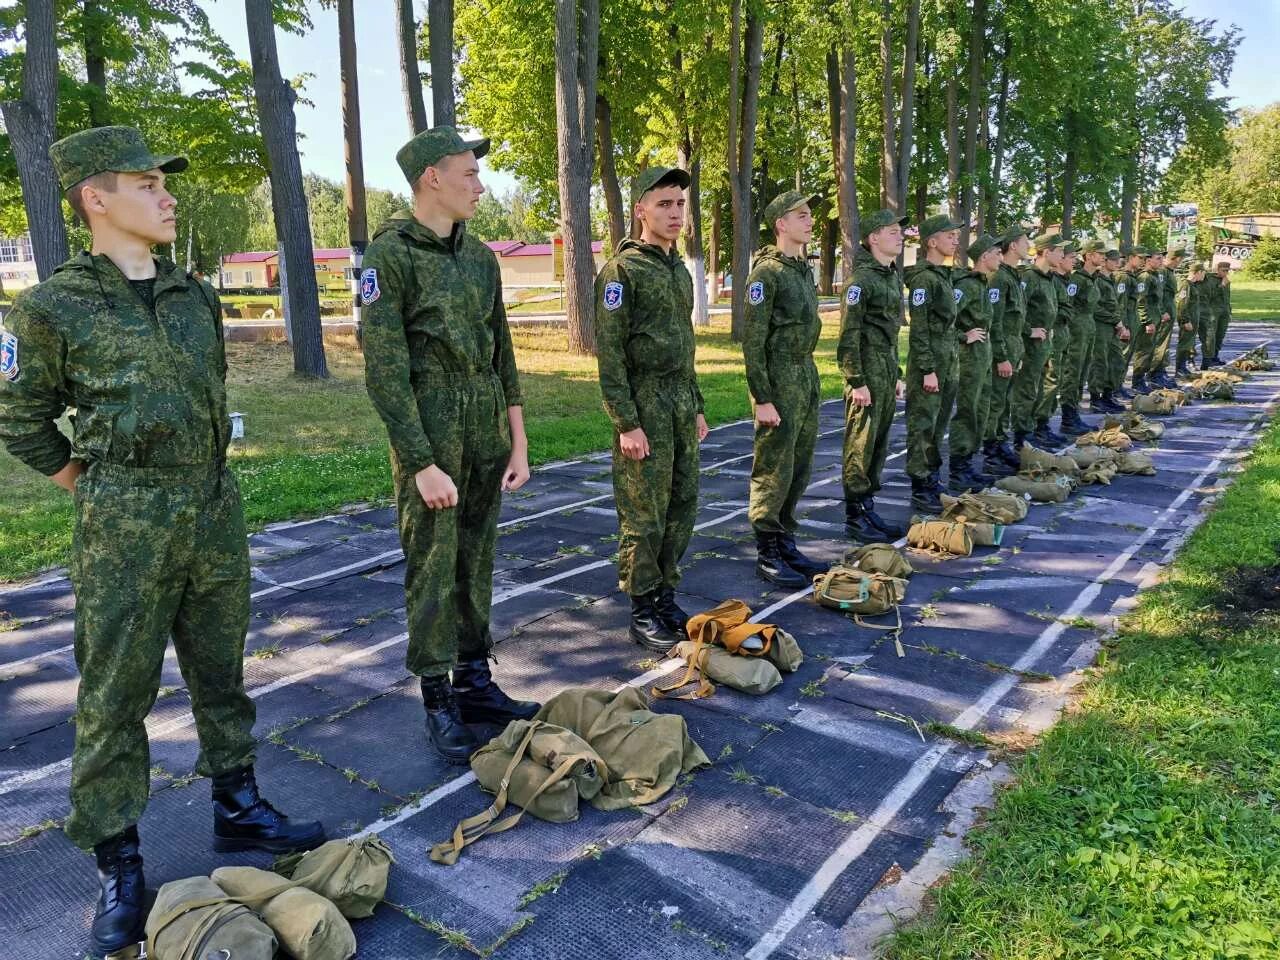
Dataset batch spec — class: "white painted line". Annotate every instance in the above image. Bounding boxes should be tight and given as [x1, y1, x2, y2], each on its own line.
[743, 405, 1275, 960]
[249, 549, 406, 599]
[0, 644, 75, 672]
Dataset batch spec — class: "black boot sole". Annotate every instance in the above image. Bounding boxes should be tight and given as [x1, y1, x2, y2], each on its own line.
[458, 702, 541, 725]
[212, 826, 327, 854]
[755, 565, 808, 589]
[844, 524, 884, 544]
[628, 624, 680, 653]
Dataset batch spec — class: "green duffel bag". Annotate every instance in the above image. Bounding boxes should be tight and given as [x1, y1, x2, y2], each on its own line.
[1191, 377, 1235, 400]
[1132, 392, 1178, 415]
[963, 521, 1005, 547]
[766, 627, 805, 673]
[1068, 445, 1119, 470]
[1019, 443, 1081, 477]
[907, 519, 975, 557]
[656, 639, 783, 699]
[1080, 459, 1119, 485]
[996, 474, 1074, 503]
[1103, 413, 1165, 440]
[939, 490, 1028, 525]
[274, 836, 395, 919]
[146, 876, 276, 960]
[211, 866, 356, 960]
[841, 542, 914, 579]
[1117, 449, 1157, 475]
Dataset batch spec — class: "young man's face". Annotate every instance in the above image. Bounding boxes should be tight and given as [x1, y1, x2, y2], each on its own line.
[1041, 246, 1063, 270]
[1059, 253, 1076, 273]
[1126, 255, 1142, 271]
[83, 169, 177, 245]
[1217, 263, 1230, 279]
[1149, 254, 1165, 271]
[1009, 235, 1030, 259]
[1190, 268, 1205, 282]
[776, 204, 814, 245]
[868, 223, 903, 257]
[1085, 250, 1105, 270]
[635, 185, 687, 243]
[420, 150, 486, 221]
[977, 246, 1001, 275]
[930, 228, 960, 258]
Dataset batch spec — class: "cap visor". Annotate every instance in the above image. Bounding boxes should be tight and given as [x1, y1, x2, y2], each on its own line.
[654, 169, 692, 191]
[464, 137, 491, 161]
[112, 153, 188, 175]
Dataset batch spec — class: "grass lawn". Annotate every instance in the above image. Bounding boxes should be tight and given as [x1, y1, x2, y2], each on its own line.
[884, 413, 1280, 959]
[0, 314, 856, 582]
[1229, 279, 1280, 324]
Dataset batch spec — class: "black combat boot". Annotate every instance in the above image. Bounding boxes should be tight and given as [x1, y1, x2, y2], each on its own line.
[910, 477, 942, 514]
[981, 442, 1015, 478]
[777, 532, 827, 577]
[417, 676, 481, 764]
[88, 826, 146, 960]
[844, 499, 882, 544]
[1131, 373, 1150, 394]
[926, 469, 944, 493]
[654, 585, 691, 638]
[629, 592, 681, 652]
[994, 439, 1022, 470]
[947, 456, 983, 494]
[1153, 369, 1177, 389]
[1013, 429, 1036, 454]
[1033, 420, 1067, 448]
[1175, 360, 1193, 379]
[1060, 405, 1093, 436]
[1114, 384, 1135, 400]
[861, 495, 905, 539]
[452, 658, 540, 726]
[755, 533, 808, 588]
[1095, 392, 1124, 414]
[212, 765, 326, 852]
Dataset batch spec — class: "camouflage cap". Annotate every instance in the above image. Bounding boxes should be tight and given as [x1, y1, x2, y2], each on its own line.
[1079, 239, 1107, 254]
[50, 125, 187, 192]
[396, 125, 490, 186]
[1215, 259, 1231, 269]
[966, 233, 1000, 262]
[1060, 240, 1080, 255]
[763, 190, 820, 226]
[1032, 231, 1064, 251]
[859, 208, 909, 235]
[1186, 260, 1205, 273]
[1105, 248, 1122, 261]
[633, 165, 691, 201]
[919, 213, 962, 244]
[1166, 245, 1188, 259]
[1130, 245, 1150, 257]
[999, 223, 1030, 245]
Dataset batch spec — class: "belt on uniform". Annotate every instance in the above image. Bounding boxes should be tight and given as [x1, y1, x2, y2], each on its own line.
[412, 368, 498, 388]
[87, 460, 224, 485]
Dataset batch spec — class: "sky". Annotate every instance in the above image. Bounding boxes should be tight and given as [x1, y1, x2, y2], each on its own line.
[197, 0, 1276, 197]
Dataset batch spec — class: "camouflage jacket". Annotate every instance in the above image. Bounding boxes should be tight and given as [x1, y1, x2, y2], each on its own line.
[903, 260, 957, 375]
[954, 269, 995, 342]
[1176, 276, 1203, 325]
[594, 238, 704, 433]
[360, 212, 522, 476]
[838, 246, 903, 389]
[1020, 264, 1059, 337]
[1161, 267, 1179, 319]
[991, 261, 1026, 359]
[0, 252, 228, 475]
[1202, 273, 1232, 316]
[742, 245, 821, 404]
[1092, 270, 1120, 326]
[1137, 270, 1163, 327]
[1069, 269, 1100, 326]
[1113, 270, 1138, 327]
[1052, 273, 1076, 328]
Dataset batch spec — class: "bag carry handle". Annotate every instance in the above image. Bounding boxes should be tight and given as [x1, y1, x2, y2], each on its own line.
[686, 599, 773, 657]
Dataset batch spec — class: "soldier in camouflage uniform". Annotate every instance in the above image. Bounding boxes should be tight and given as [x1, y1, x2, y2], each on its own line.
[1033, 241, 1077, 445]
[0, 127, 324, 959]
[1146, 249, 1180, 388]
[1131, 250, 1165, 393]
[840, 209, 908, 542]
[743, 190, 826, 587]
[1175, 260, 1207, 377]
[903, 214, 962, 513]
[1010, 233, 1063, 450]
[1059, 239, 1101, 434]
[982, 224, 1030, 473]
[948, 233, 1003, 492]
[362, 127, 539, 764]
[596, 166, 708, 652]
[1200, 260, 1233, 366]
[1087, 248, 1127, 413]
[1109, 247, 1142, 401]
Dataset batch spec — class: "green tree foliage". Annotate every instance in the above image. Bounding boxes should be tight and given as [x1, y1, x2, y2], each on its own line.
[1242, 234, 1280, 281]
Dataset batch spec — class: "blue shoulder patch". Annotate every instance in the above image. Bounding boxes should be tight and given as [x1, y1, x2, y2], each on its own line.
[0, 331, 18, 383]
[603, 280, 624, 311]
[748, 280, 765, 306]
[847, 285, 862, 306]
[359, 268, 380, 305]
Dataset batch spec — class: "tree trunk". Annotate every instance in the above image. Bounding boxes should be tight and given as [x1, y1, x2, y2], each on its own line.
[708, 186, 721, 303]
[832, 45, 858, 276]
[1, 0, 67, 279]
[83, 0, 109, 126]
[1061, 135, 1077, 237]
[959, 0, 984, 261]
[396, 0, 428, 135]
[245, 0, 328, 378]
[895, 0, 920, 213]
[945, 63, 960, 223]
[818, 210, 836, 295]
[596, 93, 625, 252]
[879, 0, 898, 210]
[428, 0, 455, 126]
[986, 29, 1011, 229]
[338, 0, 368, 339]
[1120, 157, 1138, 249]
[672, 28, 709, 326]
[727, 1, 763, 341]
[554, 0, 600, 355]
[757, 31, 785, 221]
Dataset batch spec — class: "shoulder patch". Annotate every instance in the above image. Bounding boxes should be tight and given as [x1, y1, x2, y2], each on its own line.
[359, 268, 380, 305]
[748, 280, 766, 306]
[0, 331, 17, 383]
[911, 288, 927, 307]
[1020, 280, 1027, 291]
[1137, 282, 1146, 293]
[603, 280, 624, 311]
[953, 288, 964, 304]
[989, 288, 1000, 304]
[1066, 282, 1079, 297]
[847, 285, 862, 306]
[1117, 282, 1126, 294]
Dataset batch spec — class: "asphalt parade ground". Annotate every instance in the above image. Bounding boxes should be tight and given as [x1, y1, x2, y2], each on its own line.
[2, 323, 1277, 960]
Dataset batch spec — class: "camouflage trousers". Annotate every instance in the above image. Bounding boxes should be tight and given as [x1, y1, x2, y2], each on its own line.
[1177, 316, 1199, 365]
[1112, 315, 1137, 388]
[613, 378, 700, 595]
[1035, 322, 1072, 424]
[1214, 311, 1231, 359]
[1061, 318, 1094, 409]
[395, 372, 511, 678]
[905, 350, 958, 481]
[949, 338, 992, 460]
[842, 350, 898, 500]
[984, 337, 1023, 444]
[749, 360, 819, 534]
[1148, 315, 1174, 374]
[66, 462, 256, 851]
[1089, 322, 1120, 396]
[1010, 332, 1052, 435]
